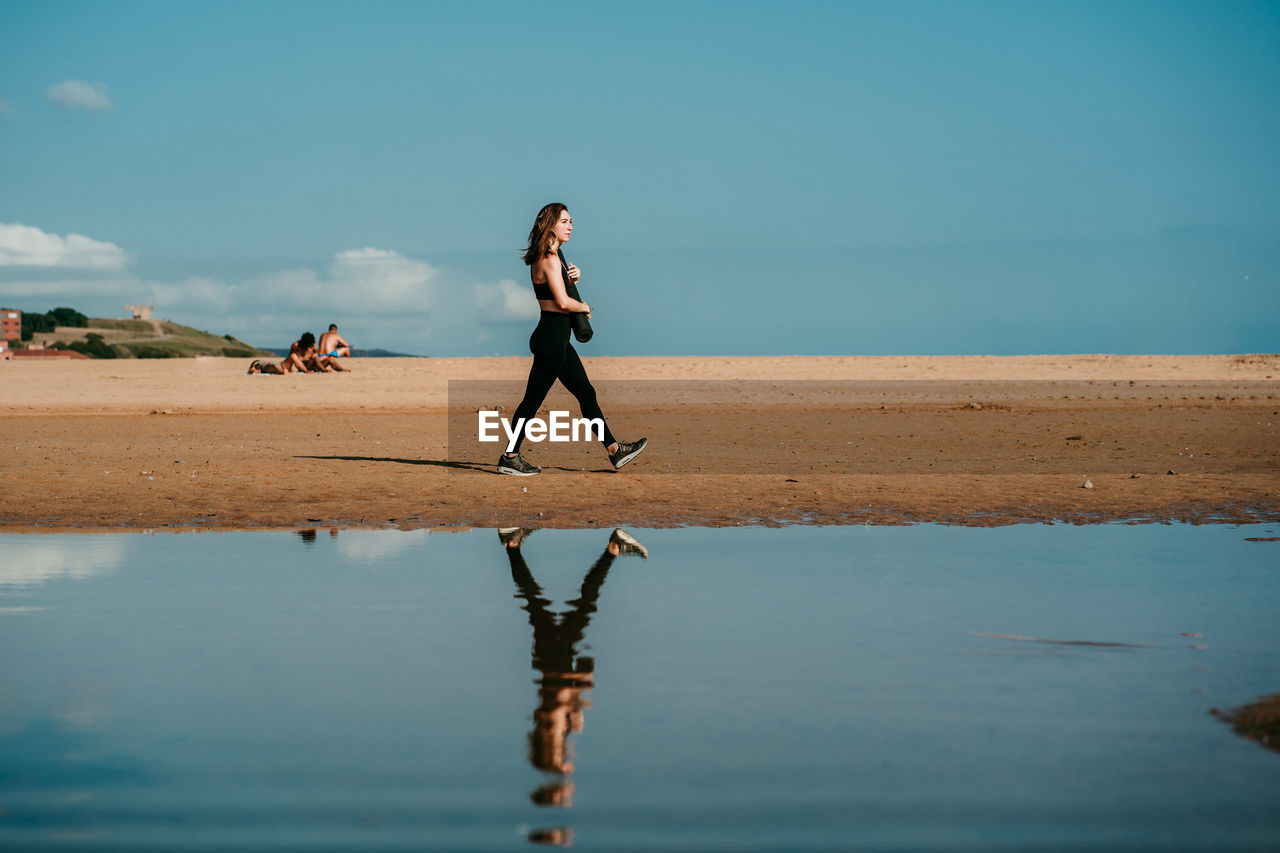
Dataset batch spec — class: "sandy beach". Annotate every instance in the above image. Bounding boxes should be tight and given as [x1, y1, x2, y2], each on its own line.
[3, 354, 1277, 531]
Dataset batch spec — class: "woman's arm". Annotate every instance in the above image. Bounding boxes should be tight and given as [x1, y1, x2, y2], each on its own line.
[538, 255, 589, 314]
[301, 347, 325, 372]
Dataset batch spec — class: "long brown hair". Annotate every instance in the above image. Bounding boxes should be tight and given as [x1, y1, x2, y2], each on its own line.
[522, 202, 568, 267]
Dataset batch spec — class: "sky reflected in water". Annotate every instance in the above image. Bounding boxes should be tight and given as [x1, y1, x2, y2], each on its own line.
[1, 524, 1278, 851]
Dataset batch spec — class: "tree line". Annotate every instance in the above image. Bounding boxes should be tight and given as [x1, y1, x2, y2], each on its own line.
[18, 306, 118, 358]
[12, 305, 259, 359]
[20, 306, 89, 340]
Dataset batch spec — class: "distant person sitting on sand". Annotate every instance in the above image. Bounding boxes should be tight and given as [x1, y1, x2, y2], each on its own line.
[285, 332, 321, 372]
[288, 332, 347, 373]
[247, 359, 286, 375]
[246, 333, 347, 374]
[317, 324, 351, 358]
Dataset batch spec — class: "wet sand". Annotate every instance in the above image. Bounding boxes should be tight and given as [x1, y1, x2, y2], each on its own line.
[3, 355, 1278, 531]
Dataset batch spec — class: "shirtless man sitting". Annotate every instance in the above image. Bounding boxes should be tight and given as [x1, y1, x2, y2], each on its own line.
[317, 324, 351, 359]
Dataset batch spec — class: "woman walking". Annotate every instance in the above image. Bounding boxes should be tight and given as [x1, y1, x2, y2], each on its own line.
[498, 203, 647, 476]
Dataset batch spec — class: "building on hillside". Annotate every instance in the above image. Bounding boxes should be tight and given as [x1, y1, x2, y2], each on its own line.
[126, 305, 153, 320]
[1, 308, 19, 341]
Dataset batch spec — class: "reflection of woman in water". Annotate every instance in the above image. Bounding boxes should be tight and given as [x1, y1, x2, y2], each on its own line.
[496, 203, 647, 477]
[499, 526, 647, 836]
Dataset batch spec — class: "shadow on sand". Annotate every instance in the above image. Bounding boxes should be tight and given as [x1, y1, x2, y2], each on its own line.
[294, 455, 614, 474]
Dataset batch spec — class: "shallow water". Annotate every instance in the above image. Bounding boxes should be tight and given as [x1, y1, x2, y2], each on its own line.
[1, 524, 1278, 851]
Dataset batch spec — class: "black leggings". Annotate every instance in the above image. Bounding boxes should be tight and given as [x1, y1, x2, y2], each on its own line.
[509, 312, 616, 454]
[506, 544, 615, 675]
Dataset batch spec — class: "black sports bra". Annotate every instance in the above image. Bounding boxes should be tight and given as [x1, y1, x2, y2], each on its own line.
[531, 257, 571, 301]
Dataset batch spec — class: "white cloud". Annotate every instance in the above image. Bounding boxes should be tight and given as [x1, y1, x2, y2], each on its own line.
[2, 244, 434, 314]
[0, 245, 445, 352]
[0, 97, 14, 117]
[337, 248, 399, 260]
[148, 275, 233, 313]
[203, 248, 436, 314]
[141, 248, 437, 347]
[0, 223, 128, 270]
[474, 278, 539, 322]
[45, 79, 113, 112]
[329, 248, 436, 306]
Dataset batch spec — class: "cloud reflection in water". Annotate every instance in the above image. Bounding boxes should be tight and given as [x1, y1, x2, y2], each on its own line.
[0, 537, 126, 588]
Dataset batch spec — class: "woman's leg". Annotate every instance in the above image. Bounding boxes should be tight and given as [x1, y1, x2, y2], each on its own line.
[508, 316, 569, 455]
[556, 344, 617, 447]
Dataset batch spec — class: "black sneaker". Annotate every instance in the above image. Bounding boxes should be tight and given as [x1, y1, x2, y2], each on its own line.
[498, 527, 534, 548]
[497, 454, 540, 476]
[608, 438, 648, 470]
[609, 528, 648, 558]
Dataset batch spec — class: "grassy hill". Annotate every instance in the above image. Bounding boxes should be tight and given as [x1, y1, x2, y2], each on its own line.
[28, 318, 272, 359]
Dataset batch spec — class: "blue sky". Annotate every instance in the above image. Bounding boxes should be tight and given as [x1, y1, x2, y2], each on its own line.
[1, 0, 1277, 355]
